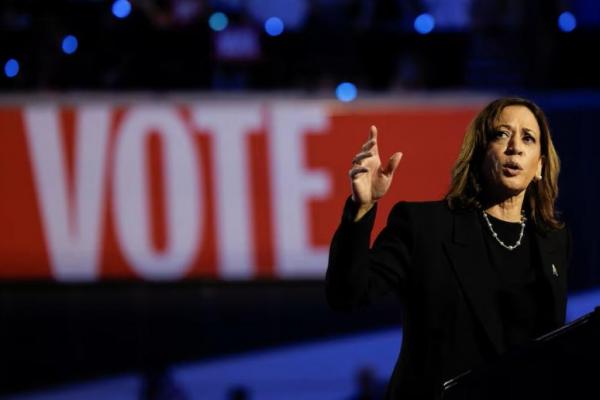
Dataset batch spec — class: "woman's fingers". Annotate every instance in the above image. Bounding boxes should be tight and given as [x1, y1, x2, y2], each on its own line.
[349, 166, 369, 179]
[352, 151, 373, 165]
[368, 126, 379, 156]
[361, 139, 375, 152]
[382, 152, 403, 176]
[369, 125, 378, 141]
[349, 125, 391, 177]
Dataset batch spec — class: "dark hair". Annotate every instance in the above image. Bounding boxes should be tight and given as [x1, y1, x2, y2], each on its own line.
[445, 97, 563, 231]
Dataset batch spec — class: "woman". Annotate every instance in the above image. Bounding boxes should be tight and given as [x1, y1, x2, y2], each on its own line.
[326, 97, 571, 399]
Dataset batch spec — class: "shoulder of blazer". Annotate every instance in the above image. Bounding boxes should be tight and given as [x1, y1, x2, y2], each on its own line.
[388, 199, 453, 224]
[389, 199, 450, 215]
[386, 200, 455, 241]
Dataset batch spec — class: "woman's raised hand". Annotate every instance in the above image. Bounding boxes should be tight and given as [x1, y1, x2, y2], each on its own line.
[349, 125, 402, 220]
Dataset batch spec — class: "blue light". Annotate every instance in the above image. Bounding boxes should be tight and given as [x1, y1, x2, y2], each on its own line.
[209, 12, 229, 32]
[62, 35, 78, 55]
[264, 17, 284, 36]
[566, 288, 600, 322]
[414, 13, 435, 34]
[558, 11, 577, 32]
[336, 82, 357, 103]
[4, 59, 19, 78]
[112, 0, 132, 19]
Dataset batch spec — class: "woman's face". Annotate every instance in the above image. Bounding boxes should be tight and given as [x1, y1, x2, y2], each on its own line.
[481, 105, 543, 197]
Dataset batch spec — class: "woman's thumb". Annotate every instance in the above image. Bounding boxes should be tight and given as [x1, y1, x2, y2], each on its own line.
[383, 152, 403, 175]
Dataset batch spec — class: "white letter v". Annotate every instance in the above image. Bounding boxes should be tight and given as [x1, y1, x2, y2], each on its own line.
[24, 105, 110, 281]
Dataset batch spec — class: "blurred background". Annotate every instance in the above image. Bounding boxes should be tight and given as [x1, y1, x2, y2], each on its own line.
[1, 1, 599, 399]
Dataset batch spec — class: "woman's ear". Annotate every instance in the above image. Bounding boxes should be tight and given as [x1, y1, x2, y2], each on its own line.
[536, 156, 544, 180]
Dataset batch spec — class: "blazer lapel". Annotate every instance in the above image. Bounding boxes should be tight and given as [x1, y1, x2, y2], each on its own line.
[443, 210, 505, 355]
[534, 230, 567, 328]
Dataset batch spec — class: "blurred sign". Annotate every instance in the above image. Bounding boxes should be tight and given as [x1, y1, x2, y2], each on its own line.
[0, 99, 481, 281]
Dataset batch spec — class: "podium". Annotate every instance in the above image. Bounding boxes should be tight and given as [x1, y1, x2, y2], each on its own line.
[441, 306, 600, 399]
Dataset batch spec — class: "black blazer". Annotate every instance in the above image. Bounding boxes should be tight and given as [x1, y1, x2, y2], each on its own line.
[326, 198, 570, 400]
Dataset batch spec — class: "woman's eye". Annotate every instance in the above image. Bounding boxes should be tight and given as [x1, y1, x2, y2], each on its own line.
[523, 135, 536, 143]
[494, 130, 509, 138]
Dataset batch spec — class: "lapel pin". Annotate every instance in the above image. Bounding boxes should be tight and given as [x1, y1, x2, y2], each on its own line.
[552, 264, 558, 277]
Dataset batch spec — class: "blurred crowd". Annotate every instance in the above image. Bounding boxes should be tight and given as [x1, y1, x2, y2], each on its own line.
[1, 0, 599, 91]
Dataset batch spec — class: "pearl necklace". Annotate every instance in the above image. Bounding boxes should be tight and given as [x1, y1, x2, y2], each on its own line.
[482, 210, 526, 251]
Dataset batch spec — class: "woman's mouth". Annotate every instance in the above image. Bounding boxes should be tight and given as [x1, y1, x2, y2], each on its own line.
[502, 167, 520, 176]
[502, 161, 523, 176]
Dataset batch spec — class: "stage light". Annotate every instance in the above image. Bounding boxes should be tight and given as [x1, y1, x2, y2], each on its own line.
[62, 35, 78, 55]
[112, 0, 132, 19]
[414, 13, 435, 34]
[558, 11, 577, 32]
[209, 12, 229, 32]
[264, 17, 284, 36]
[336, 82, 357, 103]
[4, 59, 19, 78]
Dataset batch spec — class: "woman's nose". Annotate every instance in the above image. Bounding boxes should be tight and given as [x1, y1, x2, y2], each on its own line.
[506, 136, 524, 155]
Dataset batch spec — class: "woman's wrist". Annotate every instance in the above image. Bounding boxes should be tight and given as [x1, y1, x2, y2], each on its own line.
[354, 202, 375, 222]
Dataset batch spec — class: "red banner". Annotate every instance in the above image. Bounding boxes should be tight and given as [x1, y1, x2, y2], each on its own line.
[0, 99, 483, 281]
